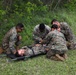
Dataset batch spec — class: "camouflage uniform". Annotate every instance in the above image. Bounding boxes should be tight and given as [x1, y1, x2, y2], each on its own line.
[2, 27, 20, 54]
[6, 45, 47, 60]
[22, 45, 47, 57]
[42, 30, 68, 58]
[60, 22, 75, 49]
[33, 24, 51, 44]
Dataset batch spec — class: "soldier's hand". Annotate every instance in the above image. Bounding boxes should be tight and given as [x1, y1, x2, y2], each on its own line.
[57, 27, 61, 32]
[45, 48, 49, 51]
[18, 35, 22, 40]
[39, 39, 43, 44]
[35, 44, 40, 47]
[13, 50, 17, 54]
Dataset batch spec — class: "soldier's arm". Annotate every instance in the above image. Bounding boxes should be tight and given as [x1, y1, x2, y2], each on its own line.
[41, 32, 52, 44]
[60, 22, 72, 35]
[9, 34, 17, 54]
[15, 34, 22, 50]
[33, 29, 42, 42]
[33, 34, 42, 42]
[46, 25, 51, 32]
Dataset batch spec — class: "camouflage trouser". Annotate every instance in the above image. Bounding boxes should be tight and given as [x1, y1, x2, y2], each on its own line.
[46, 49, 66, 58]
[2, 43, 15, 54]
[22, 46, 47, 57]
[67, 41, 76, 50]
[1, 43, 10, 53]
[2, 40, 21, 54]
[2, 45, 11, 54]
[74, 43, 76, 49]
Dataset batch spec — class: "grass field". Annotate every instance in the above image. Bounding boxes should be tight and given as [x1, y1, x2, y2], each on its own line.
[0, 9, 76, 75]
[0, 50, 76, 75]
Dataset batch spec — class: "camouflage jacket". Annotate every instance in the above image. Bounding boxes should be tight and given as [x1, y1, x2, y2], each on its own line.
[60, 22, 74, 43]
[22, 45, 46, 56]
[2, 27, 19, 54]
[33, 24, 51, 43]
[43, 30, 68, 51]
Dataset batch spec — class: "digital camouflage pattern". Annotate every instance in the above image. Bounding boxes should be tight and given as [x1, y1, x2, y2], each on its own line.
[42, 29, 68, 58]
[2, 27, 20, 54]
[60, 22, 76, 49]
[33, 24, 51, 43]
[43, 30, 68, 52]
[22, 45, 47, 57]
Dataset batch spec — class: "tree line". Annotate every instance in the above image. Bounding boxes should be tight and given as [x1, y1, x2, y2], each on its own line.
[0, 0, 76, 12]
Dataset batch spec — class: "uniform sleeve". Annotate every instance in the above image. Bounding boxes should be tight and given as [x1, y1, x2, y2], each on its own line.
[46, 25, 51, 32]
[15, 34, 21, 46]
[9, 33, 17, 54]
[33, 26, 42, 42]
[42, 32, 52, 44]
[33, 34, 42, 42]
[60, 22, 72, 35]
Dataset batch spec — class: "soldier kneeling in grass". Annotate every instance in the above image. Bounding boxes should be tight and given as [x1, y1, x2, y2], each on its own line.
[51, 19, 76, 50]
[1, 23, 24, 57]
[40, 24, 68, 61]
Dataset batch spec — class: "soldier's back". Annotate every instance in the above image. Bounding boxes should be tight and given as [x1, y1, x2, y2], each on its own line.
[47, 30, 68, 51]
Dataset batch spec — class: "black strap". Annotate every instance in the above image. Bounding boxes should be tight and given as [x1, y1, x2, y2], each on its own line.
[27, 46, 35, 55]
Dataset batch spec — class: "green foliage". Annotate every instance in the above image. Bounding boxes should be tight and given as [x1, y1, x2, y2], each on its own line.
[64, 0, 76, 11]
[0, 10, 6, 21]
[0, 0, 76, 14]
[25, 2, 36, 14]
[1, 9, 76, 45]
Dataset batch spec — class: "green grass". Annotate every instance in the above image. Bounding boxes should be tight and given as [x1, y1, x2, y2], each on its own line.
[0, 50, 76, 75]
[0, 9, 76, 75]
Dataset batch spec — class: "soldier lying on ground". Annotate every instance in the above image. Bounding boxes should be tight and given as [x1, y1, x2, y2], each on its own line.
[40, 24, 68, 61]
[6, 44, 47, 60]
